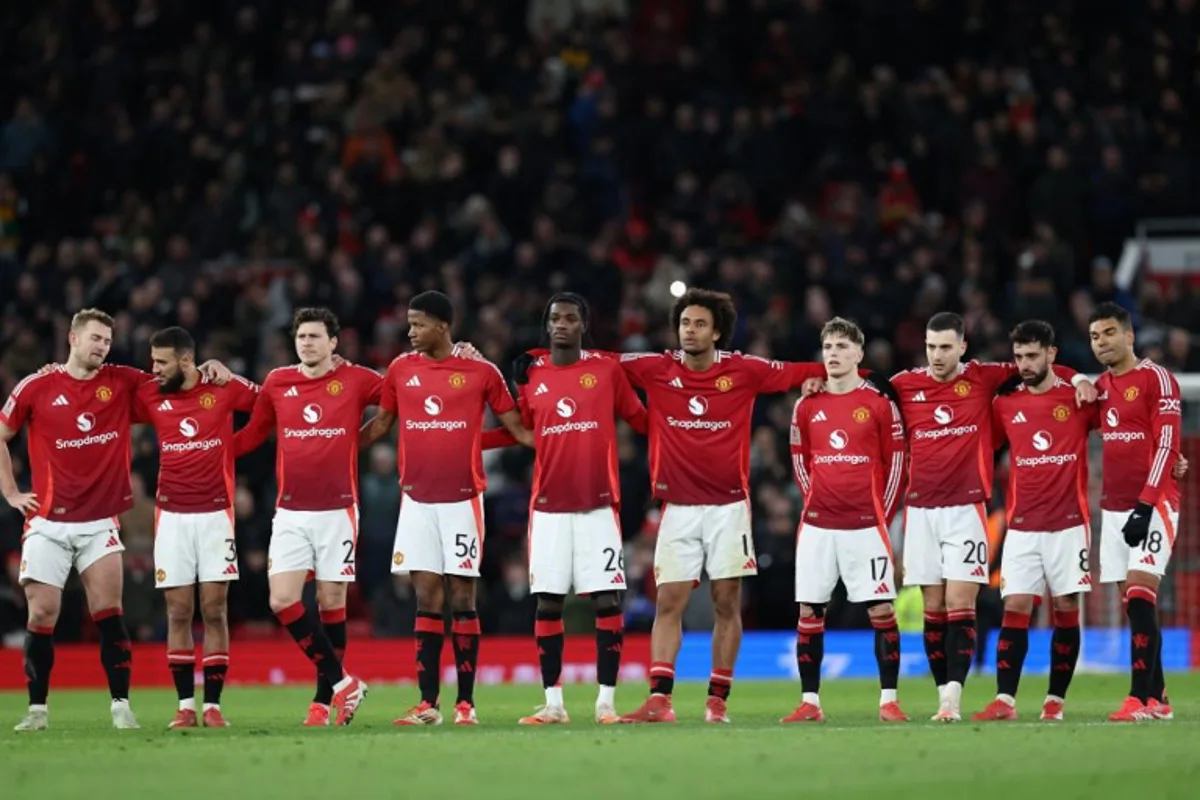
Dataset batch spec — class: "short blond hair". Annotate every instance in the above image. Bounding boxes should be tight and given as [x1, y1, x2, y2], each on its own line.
[71, 308, 115, 332]
[820, 316, 864, 346]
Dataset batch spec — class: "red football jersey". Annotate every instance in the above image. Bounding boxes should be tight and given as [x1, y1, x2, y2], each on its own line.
[993, 381, 1099, 531]
[0, 364, 147, 523]
[136, 375, 260, 513]
[506, 351, 646, 513]
[380, 351, 515, 503]
[790, 382, 906, 530]
[1095, 359, 1181, 511]
[619, 350, 825, 504]
[892, 361, 1077, 509]
[234, 364, 383, 511]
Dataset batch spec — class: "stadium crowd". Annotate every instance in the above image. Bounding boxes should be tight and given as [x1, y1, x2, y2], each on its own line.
[1, 0, 1199, 644]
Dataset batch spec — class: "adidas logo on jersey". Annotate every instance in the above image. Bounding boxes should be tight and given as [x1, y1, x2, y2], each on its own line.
[669, 377, 683, 388]
[157, 400, 173, 411]
[223, 563, 238, 576]
[284, 387, 299, 398]
[52, 394, 69, 407]
[406, 375, 421, 387]
[912, 392, 926, 402]
[610, 573, 625, 585]
[340, 564, 356, 577]
[970, 565, 986, 578]
[458, 558, 474, 571]
[810, 410, 827, 423]
[1140, 553, 1157, 566]
[873, 582, 890, 595]
[1011, 412, 1027, 424]
[535, 383, 548, 396]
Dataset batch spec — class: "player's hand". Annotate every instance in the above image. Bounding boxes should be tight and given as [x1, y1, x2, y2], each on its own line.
[454, 341, 485, 361]
[1122, 502, 1153, 548]
[1073, 378, 1097, 407]
[331, 353, 351, 367]
[37, 363, 60, 376]
[801, 377, 825, 397]
[865, 371, 901, 407]
[995, 374, 1022, 396]
[4, 491, 38, 516]
[1173, 456, 1188, 478]
[198, 359, 233, 386]
[512, 353, 535, 385]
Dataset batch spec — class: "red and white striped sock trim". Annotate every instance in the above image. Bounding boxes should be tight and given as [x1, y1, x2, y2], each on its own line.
[649, 662, 676, 678]
[167, 650, 195, 664]
[709, 669, 733, 685]
[1126, 585, 1158, 605]
[202, 652, 230, 667]
[946, 609, 976, 623]
[871, 614, 898, 630]
[797, 616, 825, 634]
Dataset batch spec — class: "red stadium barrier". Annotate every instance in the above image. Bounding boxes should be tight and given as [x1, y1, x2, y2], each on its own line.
[0, 635, 653, 690]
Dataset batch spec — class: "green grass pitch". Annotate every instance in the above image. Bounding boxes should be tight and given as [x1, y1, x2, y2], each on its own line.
[2, 675, 1199, 799]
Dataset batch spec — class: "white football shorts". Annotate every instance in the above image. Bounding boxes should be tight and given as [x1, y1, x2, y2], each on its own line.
[655, 500, 757, 584]
[1000, 526, 1092, 598]
[1099, 503, 1177, 584]
[528, 507, 625, 595]
[19, 515, 124, 589]
[902, 503, 990, 586]
[392, 494, 485, 578]
[154, 508, 239, 589]
[269, 506, 359, 582]
[794, 522, 897, 604]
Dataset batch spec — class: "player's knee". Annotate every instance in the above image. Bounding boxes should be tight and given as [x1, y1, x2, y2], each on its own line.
[268, 594, 298, 615]
[867, 601, 895, 619]
[448, 586, 476, 614]
[200, 597, 228, 627]
[798, 603, 825, 619]
[1056, 594, 1084, 614]
[921, 586, 946, 614]
[711, 590, 740, 621]
[166, 600, 194, 628]
[944, 582, 979, 611]
[592, 591, 622, 614]
[1003, 595, 1035, 616]
[536, 593, 565, 616]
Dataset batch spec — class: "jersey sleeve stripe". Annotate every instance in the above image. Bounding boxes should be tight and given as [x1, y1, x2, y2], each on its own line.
[884, 451, 904, 511]
[792, 453, 811, 495]
[1150, 362, 1174, 397]
[1146, 424, 1173, 488]
[8, 368, 59, 399]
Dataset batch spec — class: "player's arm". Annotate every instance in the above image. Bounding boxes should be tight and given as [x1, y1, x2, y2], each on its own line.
[613, 364, 648, 434]
[230, 375, 261, 412]
[360, 365, 398, 447]
[990, 399, 1009, 450]
[361, 367, 384, 407]
[481, 384, 532, 450]
[482, 357, 533, 447]
[232, 383, 277, 457]
[789, 400, 812, 496]
[1138, 371, 1182, 507]
[983, 361, 1095, 405]
[0, 421, 37, 515]
[879, 396, 907, 525]
[616, 351, 663, 389]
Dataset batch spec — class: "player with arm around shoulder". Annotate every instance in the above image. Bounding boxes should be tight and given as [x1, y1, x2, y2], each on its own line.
[1088, 303, 1183, 721]
[891, 311, 1094, 721]
[233, 308, 379, 726]
[481, 293, 648, 725]
[138, 326, 260, 729]
[359, 291, 532, 726]
[973, 321, 1098, 723]
[783, 318, 909, 724]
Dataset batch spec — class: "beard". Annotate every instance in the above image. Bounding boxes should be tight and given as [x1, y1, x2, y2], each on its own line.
[158, 371, 186, 394]
[1020, 368, 1049, 386]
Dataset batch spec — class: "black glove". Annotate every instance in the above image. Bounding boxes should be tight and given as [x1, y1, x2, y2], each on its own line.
[1122, 502, 1153, 548]
[865, 371, 901, 407]
[996, 374, 1023, 396]
[512, 352, 535, 385]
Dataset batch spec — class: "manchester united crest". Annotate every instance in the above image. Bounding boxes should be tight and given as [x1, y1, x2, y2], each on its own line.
[449, 373, 466, 388]
[715, 376, 734, 392]
[852, 407, 871, 423]
[95, 385, 113, 402]
[1124, 386, 1139, 402]
[393, 552, 405, 566]
[199, 392, 216, 410]
[327, 380, 343, 396]
[954, 381, 971, 397]
[19, 560, 26, 574]
[1053, 404, 1071, 422]
[580, 373, 598, 389]
[155, 569, 166, 583]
